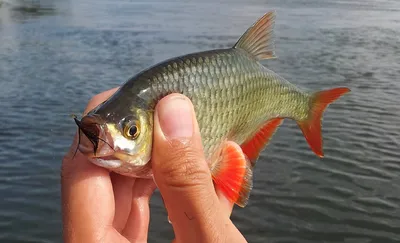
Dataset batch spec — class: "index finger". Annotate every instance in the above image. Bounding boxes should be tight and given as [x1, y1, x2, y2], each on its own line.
[83, 87, 120, 115]
[61, 87, 119, 242]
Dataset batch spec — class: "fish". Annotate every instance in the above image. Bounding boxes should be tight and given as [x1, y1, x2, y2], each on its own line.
[74, 11, 350, 207]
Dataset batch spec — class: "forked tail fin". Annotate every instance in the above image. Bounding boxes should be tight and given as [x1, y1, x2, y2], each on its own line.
[297, 87, 350, 157]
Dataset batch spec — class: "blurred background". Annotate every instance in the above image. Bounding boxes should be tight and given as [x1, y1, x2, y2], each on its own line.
[0, 0, 399, 242]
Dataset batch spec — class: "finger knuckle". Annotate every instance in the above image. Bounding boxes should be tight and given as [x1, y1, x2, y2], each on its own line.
[157, 141, 211, 189]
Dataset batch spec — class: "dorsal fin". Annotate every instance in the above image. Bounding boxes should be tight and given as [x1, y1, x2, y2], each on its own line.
[233, 10, 277, 61]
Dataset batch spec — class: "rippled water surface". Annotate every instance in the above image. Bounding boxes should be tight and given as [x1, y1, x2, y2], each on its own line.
[0, 0, 399, 242]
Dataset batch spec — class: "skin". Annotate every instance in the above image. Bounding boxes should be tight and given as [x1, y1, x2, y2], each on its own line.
[61, 88, 248, 243]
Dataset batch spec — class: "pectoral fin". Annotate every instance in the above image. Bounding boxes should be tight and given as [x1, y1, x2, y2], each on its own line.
[210, 141, 253, 208]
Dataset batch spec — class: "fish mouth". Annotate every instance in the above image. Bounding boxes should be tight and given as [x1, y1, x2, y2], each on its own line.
[94, 154, 118, 160]
[89, 152, 142, 169]
[89, 154, 122, 168]
[88, 152, 152, 178]
[74, 115, 114, 156]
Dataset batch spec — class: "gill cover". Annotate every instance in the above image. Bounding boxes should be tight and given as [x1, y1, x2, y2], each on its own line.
[105, 109, 153, 166]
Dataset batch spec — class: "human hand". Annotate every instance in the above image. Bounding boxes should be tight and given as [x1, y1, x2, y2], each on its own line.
[62, 88, 248, 243]
[62, 88, 156, 243]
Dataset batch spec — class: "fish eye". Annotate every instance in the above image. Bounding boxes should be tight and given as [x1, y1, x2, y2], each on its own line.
[129, 125, 138, 137]
[124, 121, 140, 139]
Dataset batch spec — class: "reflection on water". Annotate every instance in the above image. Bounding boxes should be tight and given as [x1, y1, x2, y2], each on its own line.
[0, 0, 399, 242]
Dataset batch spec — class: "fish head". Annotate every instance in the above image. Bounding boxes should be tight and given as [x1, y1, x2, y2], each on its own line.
[74, 102, 153, 176]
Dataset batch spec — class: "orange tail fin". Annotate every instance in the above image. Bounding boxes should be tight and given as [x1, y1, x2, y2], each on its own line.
[297, 87, 350, 157]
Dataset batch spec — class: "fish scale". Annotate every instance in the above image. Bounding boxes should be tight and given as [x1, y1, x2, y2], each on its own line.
[141, 48, 306, 161]
[77, 11, 350, 207]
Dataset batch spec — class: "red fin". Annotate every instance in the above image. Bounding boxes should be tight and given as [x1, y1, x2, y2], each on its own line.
[240, 118, 284, 167]
[297, 87, 350, 157]
[211, 141, 253, 207]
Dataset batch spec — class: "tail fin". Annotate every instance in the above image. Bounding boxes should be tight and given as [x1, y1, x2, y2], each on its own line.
[233, 10, 277, 61]
[297, 87, 350, 157]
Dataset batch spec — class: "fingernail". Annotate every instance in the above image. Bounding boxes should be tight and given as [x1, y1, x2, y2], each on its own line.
[157, 96, 194, 139]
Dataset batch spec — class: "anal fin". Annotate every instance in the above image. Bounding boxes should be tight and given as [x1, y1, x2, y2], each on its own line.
[241, 118, 284, 167]
[211, 141, 253, 208]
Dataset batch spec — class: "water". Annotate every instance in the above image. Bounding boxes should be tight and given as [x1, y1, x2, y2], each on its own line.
[0, 0, 399, 242]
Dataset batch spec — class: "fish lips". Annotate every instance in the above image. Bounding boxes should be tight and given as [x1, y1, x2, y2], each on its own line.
[88, 152, 143, 169]
[74, 115, 114, 157]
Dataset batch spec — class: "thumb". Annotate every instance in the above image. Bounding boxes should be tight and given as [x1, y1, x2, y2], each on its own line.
[151, 94, 229, 242]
